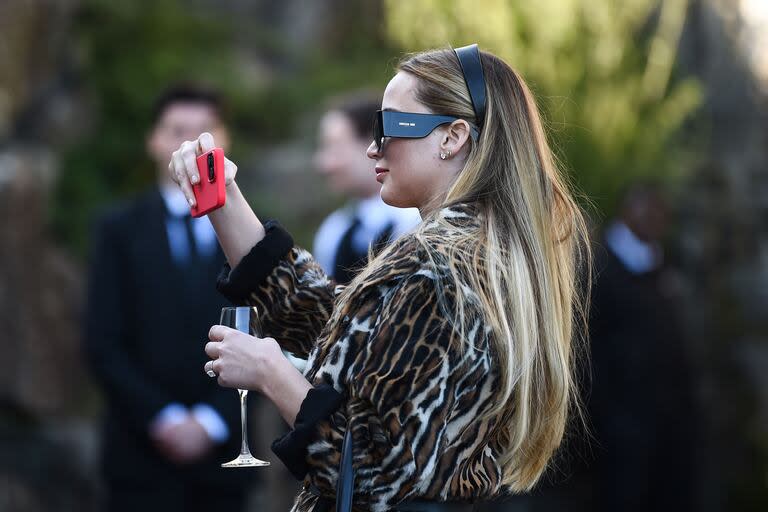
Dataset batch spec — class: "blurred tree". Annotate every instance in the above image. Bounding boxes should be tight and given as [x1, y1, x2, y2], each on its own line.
[383, 0, 702, 215]
[52, 0, 256, 255]
[52, 0, 400, 255]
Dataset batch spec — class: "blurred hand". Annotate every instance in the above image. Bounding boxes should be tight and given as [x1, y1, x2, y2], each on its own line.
[168, 132, 239, 209]
[205, 325, 284, 392]
[151, 415, 213, 464]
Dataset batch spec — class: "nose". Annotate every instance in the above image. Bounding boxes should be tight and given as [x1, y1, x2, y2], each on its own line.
[366, 140, 381, 160]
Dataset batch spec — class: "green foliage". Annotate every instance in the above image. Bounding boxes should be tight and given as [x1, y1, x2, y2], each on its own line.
[383, 0, 702, 216]
[53, 0, 248, 254]
[53, 0, 400, 256]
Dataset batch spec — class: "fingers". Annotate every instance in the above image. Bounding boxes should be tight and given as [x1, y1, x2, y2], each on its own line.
[171, 146, 197, 208]
[170, 150, 185, 185]
[198, 132, 215, 153]
[180, 141, 200, 185]
[208, 324, 234, 341]
[167, 133, 219, 208]
[204, 341, 221, 359]
[178, 177, 196, 208]
[212, 359, 232, 388]
[223, 157, 238, 186]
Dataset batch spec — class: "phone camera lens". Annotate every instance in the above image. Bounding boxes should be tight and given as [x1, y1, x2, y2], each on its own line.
[207, 153, 215, 182]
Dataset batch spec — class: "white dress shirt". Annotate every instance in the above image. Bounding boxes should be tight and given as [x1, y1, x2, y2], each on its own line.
[160, 185, 218, 263]
[605, 221, 663, 275]
[313, 194, 422, 275]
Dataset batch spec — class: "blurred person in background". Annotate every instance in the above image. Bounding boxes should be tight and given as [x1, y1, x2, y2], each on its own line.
[312, 91, 421, 284]
[84, 85, 254, 512]
[586, 183, 695, 511]
[511, 183, 697, 512]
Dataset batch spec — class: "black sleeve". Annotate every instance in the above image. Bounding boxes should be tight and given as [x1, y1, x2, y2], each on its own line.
[271, 384, 344, 480]
[83, 212, 174, 433]
[216, 220, 338, 358]
[216, 220, 294, 304]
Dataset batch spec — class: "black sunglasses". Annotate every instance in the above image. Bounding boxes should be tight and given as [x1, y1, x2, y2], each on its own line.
[372, 44, 487, 153]
[372, 110, 480, 152]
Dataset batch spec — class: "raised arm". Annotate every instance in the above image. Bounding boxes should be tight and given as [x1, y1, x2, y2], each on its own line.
[169, 131, 263, 268]
[169, 132, 337, 356]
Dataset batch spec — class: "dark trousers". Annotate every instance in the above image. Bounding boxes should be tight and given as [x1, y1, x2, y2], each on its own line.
[104, 480, 248, 512]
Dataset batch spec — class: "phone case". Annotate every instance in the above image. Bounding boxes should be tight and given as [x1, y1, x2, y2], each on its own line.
[190, 148, 226, 217]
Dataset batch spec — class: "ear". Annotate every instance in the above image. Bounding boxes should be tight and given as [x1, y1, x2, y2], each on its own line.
[439, 119, 472, 157]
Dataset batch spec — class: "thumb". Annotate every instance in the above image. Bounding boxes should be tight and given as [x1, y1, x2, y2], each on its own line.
[198, 132, 216, 154]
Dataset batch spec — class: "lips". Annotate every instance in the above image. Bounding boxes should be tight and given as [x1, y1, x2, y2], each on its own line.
[375, 167, 389, 183]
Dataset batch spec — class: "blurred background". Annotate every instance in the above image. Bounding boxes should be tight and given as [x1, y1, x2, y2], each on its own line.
[1, 0, 767, 510]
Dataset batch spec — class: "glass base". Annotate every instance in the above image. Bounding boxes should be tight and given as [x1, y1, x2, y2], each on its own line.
[221, 454, 271, 468]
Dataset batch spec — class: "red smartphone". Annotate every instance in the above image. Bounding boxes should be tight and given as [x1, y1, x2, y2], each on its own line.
[190, 147, 226, 217]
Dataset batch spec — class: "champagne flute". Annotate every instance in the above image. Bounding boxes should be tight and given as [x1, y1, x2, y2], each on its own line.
[219, 306, 270, 468]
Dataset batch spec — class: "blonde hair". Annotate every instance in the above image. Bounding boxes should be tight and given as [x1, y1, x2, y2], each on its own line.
[343, 48, 591, 493]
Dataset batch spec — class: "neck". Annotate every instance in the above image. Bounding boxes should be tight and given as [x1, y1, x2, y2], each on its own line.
[418, 191, 449, 218]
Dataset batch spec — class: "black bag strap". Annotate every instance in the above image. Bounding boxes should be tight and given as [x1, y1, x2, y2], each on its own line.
[336, 428, 355, 512]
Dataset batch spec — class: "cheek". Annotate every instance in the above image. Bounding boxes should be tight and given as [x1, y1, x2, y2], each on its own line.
[386, 139, 426, 174]
[316, 148, 347, 176]
[330, 145, 363, 175]
[380, 141, 435, 207]
[151, 134, 177, 160]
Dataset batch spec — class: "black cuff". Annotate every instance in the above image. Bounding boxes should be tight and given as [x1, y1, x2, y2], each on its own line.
[271, 384, 344, 481]
[216, 220, 294, 304]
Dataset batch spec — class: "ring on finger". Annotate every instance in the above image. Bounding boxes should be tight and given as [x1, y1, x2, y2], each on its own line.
[205, 360, 217, 378]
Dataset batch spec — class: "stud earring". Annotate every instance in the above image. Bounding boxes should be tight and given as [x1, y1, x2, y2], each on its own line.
[440, 152, 447, 160]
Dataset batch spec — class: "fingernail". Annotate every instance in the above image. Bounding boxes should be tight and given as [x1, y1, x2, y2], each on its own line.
[191, 175, 199, 184]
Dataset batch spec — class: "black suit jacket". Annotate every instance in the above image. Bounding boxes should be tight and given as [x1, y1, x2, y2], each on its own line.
[524, 240, 695, 512]
[585, 242, 694, 511]
[85, 188, 252, 488]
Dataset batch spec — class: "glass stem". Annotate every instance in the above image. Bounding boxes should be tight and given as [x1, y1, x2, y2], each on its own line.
[239, 389, 252, 457]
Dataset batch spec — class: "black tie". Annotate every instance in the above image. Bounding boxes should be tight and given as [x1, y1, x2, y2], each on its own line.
[182, 214, 200, 265]
[332, 217, 395, 285]
[333, 216, 366, 284]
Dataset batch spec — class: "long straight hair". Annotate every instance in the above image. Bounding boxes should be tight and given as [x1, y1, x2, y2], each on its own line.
[341, 48, 591, 492]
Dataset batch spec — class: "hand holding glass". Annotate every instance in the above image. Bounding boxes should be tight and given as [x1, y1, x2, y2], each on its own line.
[218, 306, 270, 468]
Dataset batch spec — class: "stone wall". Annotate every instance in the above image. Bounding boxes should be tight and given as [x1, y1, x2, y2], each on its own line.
[676, 0, 768, 508]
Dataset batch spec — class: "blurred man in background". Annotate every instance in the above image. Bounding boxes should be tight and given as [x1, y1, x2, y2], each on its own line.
[515, 184, 697, 512]
[312, 91, 421, 284]
[586, 183, 695, 511]
[84, 85, 254, 512]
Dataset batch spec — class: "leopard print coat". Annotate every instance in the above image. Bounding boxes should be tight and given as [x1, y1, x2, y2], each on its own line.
[217, 203, 504, 511]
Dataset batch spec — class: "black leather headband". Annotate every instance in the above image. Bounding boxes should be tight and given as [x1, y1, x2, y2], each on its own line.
[453, 44, 487, 131]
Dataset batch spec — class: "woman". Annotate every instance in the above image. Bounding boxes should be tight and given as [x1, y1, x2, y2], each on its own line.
[169, 45, 590, 511]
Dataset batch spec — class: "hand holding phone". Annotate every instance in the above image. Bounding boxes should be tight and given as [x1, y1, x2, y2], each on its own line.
[190, 148, 226, 217]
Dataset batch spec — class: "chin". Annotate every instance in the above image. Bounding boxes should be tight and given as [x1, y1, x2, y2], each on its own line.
[380, 185, 414, 209]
